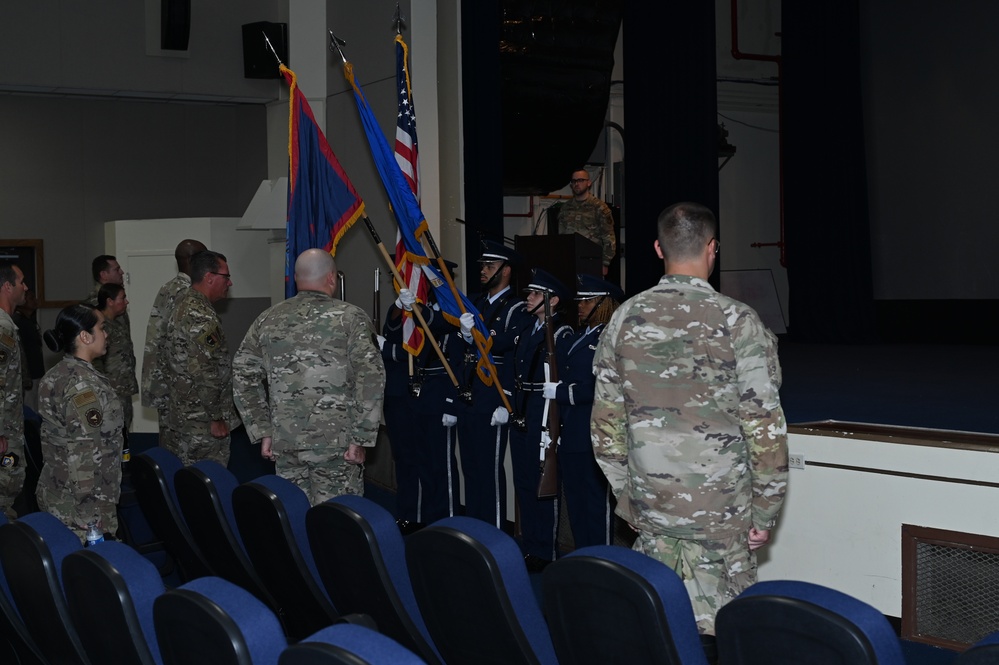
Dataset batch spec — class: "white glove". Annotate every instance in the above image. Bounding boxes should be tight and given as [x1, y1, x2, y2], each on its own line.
[395, 288, 416, 311]
[542, 381, 560, 400]
[459, 312, 475, 336]
[442, 413, 458, 427]
[376, 335, 386, 350]
[490, 407, 509, 426]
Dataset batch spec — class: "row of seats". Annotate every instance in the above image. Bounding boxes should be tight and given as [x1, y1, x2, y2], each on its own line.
[0, 511, 425, 665]
[16, 445, 995, 665]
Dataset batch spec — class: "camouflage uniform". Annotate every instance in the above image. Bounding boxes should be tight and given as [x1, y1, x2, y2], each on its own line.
[36, 355, 124, 543]
[557, 195, 617, 268]
[591, 274, 788, 634]
[162, 287, 239, 466]
[0, 309, 26, 518]
[140, 273, 192, 448]
[233, 290, 385, 505]
[85, 286, 138, 428]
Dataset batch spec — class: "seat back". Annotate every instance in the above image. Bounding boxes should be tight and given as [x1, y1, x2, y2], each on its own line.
[232, 474, 338, 640]
[0, 511, 90, 664]
[279, 624, 427, 665]
[406, 516, 557, 665]
[174, 461, 278, 612]
[307, 495, 443, 665]
[955, 630, 999, 664]
[131, 447, 213, 581]
[0, 515, 46, 665]
[715, 580, 906, 665]
[543, 545, 708, 665]
[63, 540, 164, 665]
[154, 576, 286, 665]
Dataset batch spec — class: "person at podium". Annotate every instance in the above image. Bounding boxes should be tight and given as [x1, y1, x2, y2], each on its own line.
[556, 169, 616, 275]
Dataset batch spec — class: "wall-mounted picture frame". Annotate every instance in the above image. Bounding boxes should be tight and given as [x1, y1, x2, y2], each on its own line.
[0, 239, 63, 307]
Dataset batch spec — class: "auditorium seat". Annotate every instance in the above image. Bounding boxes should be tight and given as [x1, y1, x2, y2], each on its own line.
[154, 576, 286, 665]
[0, 515, 46, 665]
[954, 630, 999, 664]
[406, 515, 558, 665]
[279, 623, 427, 665]
[131, 447, 214, 581]
[715, 579, 906, 665]
[174, 461, 280, 617]
[232, 474, 339, 640]
[0, 511, 91, 664]
[63, 540, 164, 665]
[307, 495, 443, 665]
[543, 544, 709, 665]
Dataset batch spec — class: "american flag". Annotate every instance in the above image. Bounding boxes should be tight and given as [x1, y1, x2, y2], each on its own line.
[393, 34, 430, 355]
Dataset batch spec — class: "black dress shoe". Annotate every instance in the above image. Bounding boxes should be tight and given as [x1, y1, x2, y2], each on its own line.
[396, 519, 426, 536]
[523, 554, 552, 573]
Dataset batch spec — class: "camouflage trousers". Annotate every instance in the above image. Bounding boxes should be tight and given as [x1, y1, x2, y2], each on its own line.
[275, 447, 364, 506]
[0, 438, 25, 520]
[161, 423, 230, 467]
[633, 530, 757, 635]
[37, 488, 119, 545]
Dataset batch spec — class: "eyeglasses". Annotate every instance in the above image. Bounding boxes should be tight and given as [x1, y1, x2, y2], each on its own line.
[210, 272, 233, 281]
[569, 178, 589, 184]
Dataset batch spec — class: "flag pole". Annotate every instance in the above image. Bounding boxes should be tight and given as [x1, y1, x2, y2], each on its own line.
[363, 217, 461, 389]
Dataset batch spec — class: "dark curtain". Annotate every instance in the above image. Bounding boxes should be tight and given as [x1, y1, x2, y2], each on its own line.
[623, 3, 719, 298]
[783, 1, 876, 342]
[461, 0, 506, 293]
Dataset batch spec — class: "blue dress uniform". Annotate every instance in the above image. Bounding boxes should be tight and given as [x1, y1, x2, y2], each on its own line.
[382, 299, 461, 527]
[455, 242, 531, 528]
[509, 270, 573, 563]
[551, 274, 624, 547]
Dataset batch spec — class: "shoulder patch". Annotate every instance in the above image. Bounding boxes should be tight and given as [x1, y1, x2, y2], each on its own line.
[198, 327, 222, 348]
[85, 408, 103, 428]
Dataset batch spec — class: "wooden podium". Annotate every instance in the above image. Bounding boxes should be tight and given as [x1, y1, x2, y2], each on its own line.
[514, 233, 602, 326]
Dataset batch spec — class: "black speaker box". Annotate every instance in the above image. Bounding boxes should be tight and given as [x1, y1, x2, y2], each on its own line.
[242, 22, 288, 79]
[161, 0, 191, 51]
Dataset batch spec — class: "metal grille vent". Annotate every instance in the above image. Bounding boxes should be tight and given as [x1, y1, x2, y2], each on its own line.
[903, 524, 999, 649]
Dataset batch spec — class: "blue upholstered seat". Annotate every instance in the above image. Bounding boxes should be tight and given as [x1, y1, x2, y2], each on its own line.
[174, 461, 278, 615]
[279, 623, 427, 665]
[0, 514, 46, 664]
[307, 494, 443, 664]
[154, 575, 286, 665]
[232, 474, 339, 640]
[543, 544, 709, 665]
[406, 515, 558, 665]
[131, 446, 214, 581]
[955, 630, 999, 664]
[716, 579, 906, 665]
[63, 539, 165, 664]
[0, 511, 90, 664]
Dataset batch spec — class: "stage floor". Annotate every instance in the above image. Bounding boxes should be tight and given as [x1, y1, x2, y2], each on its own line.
[778, 341, 999, 436]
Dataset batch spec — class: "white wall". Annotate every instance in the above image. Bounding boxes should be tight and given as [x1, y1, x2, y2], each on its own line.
[761, 429, 999, 617]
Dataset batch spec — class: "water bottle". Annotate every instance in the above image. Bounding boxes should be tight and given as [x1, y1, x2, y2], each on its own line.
[86, 521, 104, 548]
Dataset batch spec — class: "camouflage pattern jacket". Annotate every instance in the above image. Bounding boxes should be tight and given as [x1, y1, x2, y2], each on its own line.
[84, 286, 138, 414]
[163, 287, 239, 429]
[558, 194, 617, 268]
[37, 354, 123, 535]
[0, 310, 22, 445]
[232, 290, 385, 453]
[590, 274, 788, 540]
[141, 273, 190, 408]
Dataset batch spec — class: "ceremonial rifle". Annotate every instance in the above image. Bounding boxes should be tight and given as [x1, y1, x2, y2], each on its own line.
[372, 267, 381, 332]
[537, 289, 560, 499]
